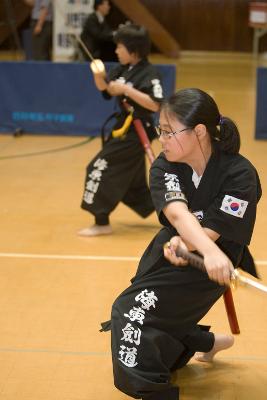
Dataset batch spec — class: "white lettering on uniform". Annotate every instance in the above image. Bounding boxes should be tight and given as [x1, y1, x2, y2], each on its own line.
[83, 158, 108, 205]
[89, 170, 102, 181]
[124, 306, 145, 325]
[118, 289, 159, 369]
[116, 77, 126, 84]
[164, 173, 181, 191]
[151, 79, 163, 98]
[83, 191, 94, 204]
[118, 345, 138, 367]
[193, 210, 204, 221]
[121, 323, 142, 345]
[93, 158, 108, 171]
[135, 289, 158, 311]
[86, 180, 99, 193]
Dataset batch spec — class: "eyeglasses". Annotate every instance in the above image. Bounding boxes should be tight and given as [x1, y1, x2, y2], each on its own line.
[155, 125, 192, 139]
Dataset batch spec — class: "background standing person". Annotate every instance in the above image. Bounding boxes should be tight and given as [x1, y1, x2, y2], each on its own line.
[105, 88, 262, 399]
[24, 0, 53, 61]
[79, 0, 116, 61]
[78, 23, 164, 237]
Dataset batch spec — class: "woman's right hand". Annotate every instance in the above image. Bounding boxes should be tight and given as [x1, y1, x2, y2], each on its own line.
[203, 249, 234, 286]
[164, 235, 234, 286]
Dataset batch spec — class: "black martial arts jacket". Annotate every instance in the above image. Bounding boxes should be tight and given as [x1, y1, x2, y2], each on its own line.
[134, 147, 262, 281]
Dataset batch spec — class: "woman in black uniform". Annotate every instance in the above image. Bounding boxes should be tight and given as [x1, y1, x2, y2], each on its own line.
[78, 24, 164, 236]
[107, 88, 262, 399]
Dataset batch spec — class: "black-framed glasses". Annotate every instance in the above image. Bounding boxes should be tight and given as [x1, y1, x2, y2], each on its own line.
[155, 125, 192, 139]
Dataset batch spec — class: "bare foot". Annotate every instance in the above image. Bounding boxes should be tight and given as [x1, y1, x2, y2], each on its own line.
[77, 224, 113, 237]
[194, 334, 234, 362]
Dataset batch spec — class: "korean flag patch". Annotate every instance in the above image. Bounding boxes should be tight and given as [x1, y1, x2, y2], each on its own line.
[220, 195, 248, 218]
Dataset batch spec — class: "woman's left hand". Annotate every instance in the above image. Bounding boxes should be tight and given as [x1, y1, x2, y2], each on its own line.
[163, 236, 189, 267]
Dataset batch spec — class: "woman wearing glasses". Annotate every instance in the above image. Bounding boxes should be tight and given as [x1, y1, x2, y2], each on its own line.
[107, 88, 262, 399]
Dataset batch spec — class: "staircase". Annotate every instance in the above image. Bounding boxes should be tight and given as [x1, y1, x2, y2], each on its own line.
[112, 0, 180, 57]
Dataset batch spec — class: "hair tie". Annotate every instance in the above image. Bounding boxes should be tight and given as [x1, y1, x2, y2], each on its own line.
[219, 115, 225, 126]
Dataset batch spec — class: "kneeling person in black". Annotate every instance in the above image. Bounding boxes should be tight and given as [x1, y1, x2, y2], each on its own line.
[108, 88, 262, 399]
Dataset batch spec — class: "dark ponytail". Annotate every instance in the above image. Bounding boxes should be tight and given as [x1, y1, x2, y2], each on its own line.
[217, 116, 240, 154]
[161, 88, 241, 155]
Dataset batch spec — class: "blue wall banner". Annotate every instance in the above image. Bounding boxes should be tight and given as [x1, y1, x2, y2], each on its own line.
[0, 61, 176, 136]
[255, 67, 267, 140]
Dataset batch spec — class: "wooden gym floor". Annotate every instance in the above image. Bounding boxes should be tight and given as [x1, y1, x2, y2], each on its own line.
[0, 52, 266, 399]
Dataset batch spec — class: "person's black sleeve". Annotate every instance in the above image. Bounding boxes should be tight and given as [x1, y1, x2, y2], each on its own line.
[202, 160, 261, 245]
[138, 66, 164, 104]
[150, 154, 188, 226]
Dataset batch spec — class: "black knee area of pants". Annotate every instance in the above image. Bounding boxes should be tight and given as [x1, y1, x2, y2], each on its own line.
[182, 327, 214, 353]
[170, 326, 214, 371]
[170, 348, 195, 371]
[139, 205, 155, 218]
[132, 203, 155, 218]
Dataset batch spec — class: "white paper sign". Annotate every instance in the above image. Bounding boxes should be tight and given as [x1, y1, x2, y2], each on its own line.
[250, 10, 267, 24]
[53, 0, 94, 62]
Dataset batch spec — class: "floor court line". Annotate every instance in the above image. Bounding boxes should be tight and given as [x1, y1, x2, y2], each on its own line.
[0, 347, 266, 363]
[0, 348, 109, 356]
[0, 252, 140, 262]
[0, 252, 266, 265]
